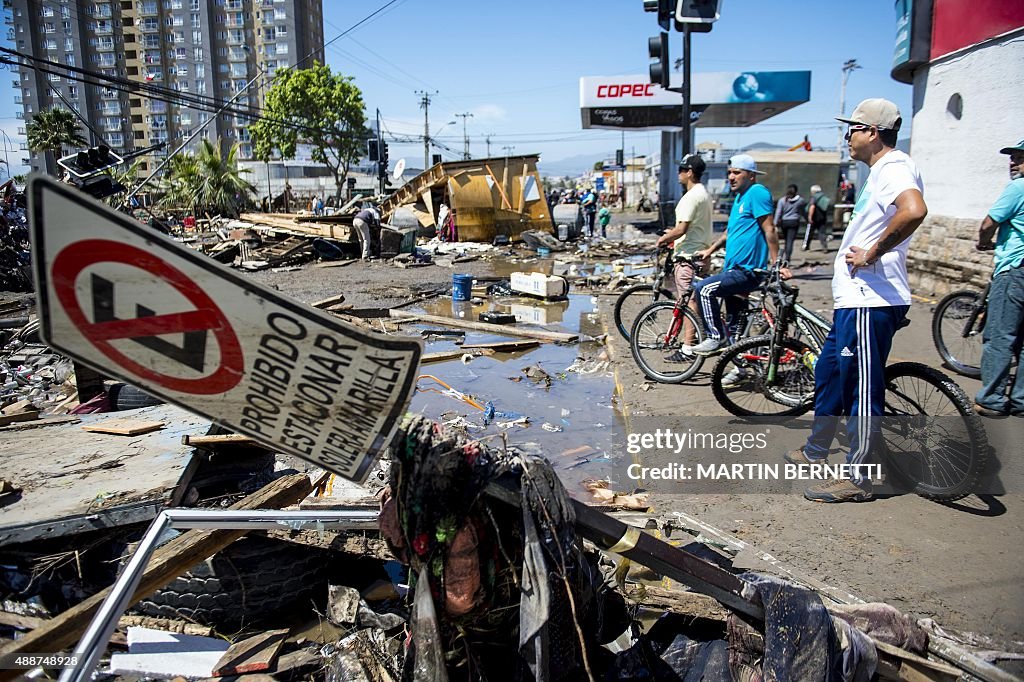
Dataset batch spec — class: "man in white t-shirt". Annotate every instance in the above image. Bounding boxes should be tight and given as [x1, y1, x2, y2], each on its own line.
[656, 154, 712, 360]
[786, 98, 928, 503]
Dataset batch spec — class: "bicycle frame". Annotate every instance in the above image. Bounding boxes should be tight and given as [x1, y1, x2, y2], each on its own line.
[960, 281, 989, 339]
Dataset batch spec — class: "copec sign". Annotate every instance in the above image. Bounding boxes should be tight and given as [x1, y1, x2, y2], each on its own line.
[580, 71, 811, 130]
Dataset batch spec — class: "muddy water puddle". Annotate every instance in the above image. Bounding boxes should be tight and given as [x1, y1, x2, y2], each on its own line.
[406, 293, 627, 492]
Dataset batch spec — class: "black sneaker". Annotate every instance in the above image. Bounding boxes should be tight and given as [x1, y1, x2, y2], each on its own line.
[664, 349, 693, 363]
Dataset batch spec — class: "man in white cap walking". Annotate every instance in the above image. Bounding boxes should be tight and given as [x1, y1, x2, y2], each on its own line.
[788, 98, 928, 502]
[688, 154, 786, 356]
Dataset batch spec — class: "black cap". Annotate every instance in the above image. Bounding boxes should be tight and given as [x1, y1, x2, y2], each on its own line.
[678, 153, 706, 178]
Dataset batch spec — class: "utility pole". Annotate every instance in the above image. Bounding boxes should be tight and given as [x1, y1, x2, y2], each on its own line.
[502, 145, 515, 160]
[456, 112, 473, 160]
[681, 25, 692, 159]
[837, 59, 861, 159]
[485, 134, 492, 157]
[415, 90, 437, 171]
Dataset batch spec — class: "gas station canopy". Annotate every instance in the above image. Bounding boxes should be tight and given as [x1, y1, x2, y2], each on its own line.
[579, 71, 811, 129]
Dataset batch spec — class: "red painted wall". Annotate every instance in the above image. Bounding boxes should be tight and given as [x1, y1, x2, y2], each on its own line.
[931, 0, 1024, 59]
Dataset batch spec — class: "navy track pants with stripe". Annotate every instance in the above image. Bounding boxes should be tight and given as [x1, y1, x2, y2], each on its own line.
[803, 305, 909, 485]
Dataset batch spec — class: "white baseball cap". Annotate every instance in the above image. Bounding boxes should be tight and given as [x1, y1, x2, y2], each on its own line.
[836, 98, 902, 131]
[728, 154, 765, 175]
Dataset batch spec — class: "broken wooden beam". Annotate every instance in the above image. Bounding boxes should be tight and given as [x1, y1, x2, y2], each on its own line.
[421, 348, 495, 364]
[211, 629, 289, 677]
[460, 340, 541, 352]
[182, 434, 266, 448]
[389, 309, 577, 343]
[311, 293, 346, 309]
[0, 473, 315, 679]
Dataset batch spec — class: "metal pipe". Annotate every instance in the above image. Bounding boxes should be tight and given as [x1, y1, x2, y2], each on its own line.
[62, 513, 172, 682]
[61, 508, 379, 681]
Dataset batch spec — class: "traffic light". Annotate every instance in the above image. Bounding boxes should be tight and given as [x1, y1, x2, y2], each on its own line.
[615, 149, 624, 166]
[58, 144, 124, 178]
[367, 138, 380, 161]
[78, 174, 127, 200]
[648, 33, 670, 89]
[379, 142, 390, 177]
[674, 0, 720, 31]
[642, 0, 672, 31]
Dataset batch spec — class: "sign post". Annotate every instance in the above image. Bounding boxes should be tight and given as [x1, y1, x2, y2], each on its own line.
[30, 175, 422, 483]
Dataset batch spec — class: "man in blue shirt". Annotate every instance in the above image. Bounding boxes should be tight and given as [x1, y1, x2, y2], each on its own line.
[689, 154, 787, 355]
[975, 138, 1024, 417]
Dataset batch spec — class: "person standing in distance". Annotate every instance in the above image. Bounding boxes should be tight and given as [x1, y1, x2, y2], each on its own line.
[774, 183, 807, 264]
[655, 154, 713, 359]
[788, 98, 928, 502]
[974, 139, 1024, 417]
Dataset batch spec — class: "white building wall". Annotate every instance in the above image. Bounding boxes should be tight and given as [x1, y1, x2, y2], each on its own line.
[910, 31, 1024, 219]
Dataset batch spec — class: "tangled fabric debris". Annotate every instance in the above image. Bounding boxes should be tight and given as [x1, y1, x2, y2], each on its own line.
[381, 414, 629, 681]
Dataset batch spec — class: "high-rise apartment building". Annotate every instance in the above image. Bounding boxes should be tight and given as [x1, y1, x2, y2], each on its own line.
[5, 0, 323, 175]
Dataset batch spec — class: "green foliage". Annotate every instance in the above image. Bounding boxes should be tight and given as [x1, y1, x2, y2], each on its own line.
[158, 139, 255, 217]
[13, 174, 27, 185]
[26, 108, 87, 173]
[592, 161, 604, 171]
[249, 63, 367, 198]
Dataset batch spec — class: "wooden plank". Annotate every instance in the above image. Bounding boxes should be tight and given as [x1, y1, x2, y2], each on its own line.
[212, 629, 289, 677]
[0, 611, 47, 631]
[460, 340, 541, 352]
[182, 434, 265, 448]
[0, 415, 80, 431]
[0, 472, 316, 677]
[313, 259, 357, 269]
[311, 293, 346, 309]
[389, 309, 577, 343]
[82, 419, 166, 436]
[421, 348, 495, 364]
[0, 410, 40, 427]
[117, 615, 213, 638]
[1, 399, 36, 415]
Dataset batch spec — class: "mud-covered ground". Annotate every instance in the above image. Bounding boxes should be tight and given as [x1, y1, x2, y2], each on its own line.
[247, 213, 1022, 650]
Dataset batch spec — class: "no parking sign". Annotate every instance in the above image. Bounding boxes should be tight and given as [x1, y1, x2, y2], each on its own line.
[29, 175, 421, 482]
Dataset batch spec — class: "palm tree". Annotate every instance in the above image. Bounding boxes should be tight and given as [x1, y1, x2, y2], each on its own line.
[26, 108, 87, 174]
[158, 139, 255, 217]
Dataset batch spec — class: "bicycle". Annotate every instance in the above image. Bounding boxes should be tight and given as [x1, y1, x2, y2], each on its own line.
[931, 282, 988, 379]
[710, 268, 988, 501]
[612, 247, 675, 341]
[629, 261, 772, 384]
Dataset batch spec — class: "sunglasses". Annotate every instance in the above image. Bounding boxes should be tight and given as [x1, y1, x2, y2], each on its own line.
[844, 124, 875, 141]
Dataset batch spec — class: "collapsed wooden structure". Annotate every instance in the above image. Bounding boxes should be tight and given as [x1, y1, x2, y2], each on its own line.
[379, 154, 555, 242]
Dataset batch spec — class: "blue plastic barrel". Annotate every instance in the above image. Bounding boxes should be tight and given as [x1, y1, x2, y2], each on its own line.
[452, 273, 474, 301]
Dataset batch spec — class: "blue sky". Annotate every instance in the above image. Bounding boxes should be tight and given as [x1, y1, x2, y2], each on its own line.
[0, 0, 914, 175]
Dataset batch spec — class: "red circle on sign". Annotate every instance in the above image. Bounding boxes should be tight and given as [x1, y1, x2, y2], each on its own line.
[51, 239, 244, 395]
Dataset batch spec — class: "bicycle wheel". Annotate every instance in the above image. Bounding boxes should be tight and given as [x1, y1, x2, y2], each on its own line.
[629, 301, 705, 384]
[931, 290, 984, 379]
[614, 283, 673, 340]
[881, 362, 988, 502]
[711, 335, 816, 417]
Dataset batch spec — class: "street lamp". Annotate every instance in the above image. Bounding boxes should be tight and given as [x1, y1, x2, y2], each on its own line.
[0, 130, 11, 179]
[836, 59, 862, 159]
